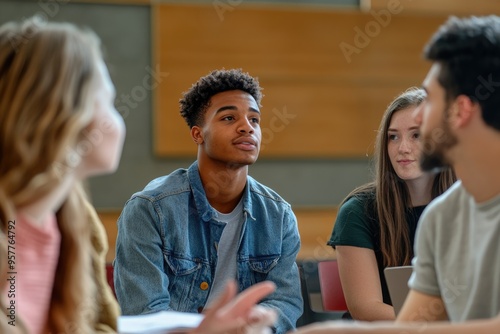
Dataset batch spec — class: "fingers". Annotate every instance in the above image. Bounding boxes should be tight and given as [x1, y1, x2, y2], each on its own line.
[202, 280, 238, 319]
[248, 305, 276, 325]
[224, 281, 276, 317]
[191, 281, 276, 334]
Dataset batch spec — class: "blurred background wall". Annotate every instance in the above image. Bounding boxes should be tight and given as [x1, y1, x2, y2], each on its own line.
[0, 0, 375, 211]
[1, 0, 498, 260]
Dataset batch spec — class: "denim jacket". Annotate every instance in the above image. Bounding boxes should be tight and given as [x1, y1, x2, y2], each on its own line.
[114, 162, 303, 333]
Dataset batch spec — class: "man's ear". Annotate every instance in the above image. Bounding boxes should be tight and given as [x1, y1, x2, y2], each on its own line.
[191, 126, 203, 144]
[452, 95, 476, 128]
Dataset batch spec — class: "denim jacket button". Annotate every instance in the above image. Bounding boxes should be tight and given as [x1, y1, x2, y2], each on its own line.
[200, 281, 209, 290]
[197, 306, 204, 313]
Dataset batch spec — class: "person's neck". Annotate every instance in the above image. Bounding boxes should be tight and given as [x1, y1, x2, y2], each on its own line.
[18, 173, 77, 227]
[405, 174, 434, 207]
[197, 159, 248, 214]
[454, 133, 500, 203]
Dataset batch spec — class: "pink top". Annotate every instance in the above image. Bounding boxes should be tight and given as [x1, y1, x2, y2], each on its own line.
[5, 213, 61, 334]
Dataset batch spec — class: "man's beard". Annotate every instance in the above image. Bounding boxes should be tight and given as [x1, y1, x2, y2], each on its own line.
[419, 110, 458, 172]
[420, 150, 449, 172]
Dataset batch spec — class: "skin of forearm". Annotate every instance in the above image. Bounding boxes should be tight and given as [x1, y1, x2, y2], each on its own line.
[349, 301, 395, 321]
[294, 318, 498, 334]
[375, 319, 496, 334]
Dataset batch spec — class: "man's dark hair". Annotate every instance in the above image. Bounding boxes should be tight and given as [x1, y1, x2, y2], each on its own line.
[179, 68, 263, 128]
[424, 15, 500, 131]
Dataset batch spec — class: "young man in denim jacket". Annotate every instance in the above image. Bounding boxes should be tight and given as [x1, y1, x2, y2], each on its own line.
[114, 69, 303, 333]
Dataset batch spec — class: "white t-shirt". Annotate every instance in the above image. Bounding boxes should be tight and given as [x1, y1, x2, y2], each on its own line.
[205, 199, 244, 307]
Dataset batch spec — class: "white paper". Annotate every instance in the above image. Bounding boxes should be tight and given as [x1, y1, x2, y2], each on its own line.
[118, 311, 203, 334]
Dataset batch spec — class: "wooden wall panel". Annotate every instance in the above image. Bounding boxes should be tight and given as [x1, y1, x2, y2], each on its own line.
[153, 4, 446, 158]
[363, 0, 500, 16]
[295, 208, 337, 261]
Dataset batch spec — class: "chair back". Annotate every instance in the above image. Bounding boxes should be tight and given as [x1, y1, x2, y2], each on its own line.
[106, 263, 117, 298]
[296, 261, 345, 327]
[318, 260, 348, 311]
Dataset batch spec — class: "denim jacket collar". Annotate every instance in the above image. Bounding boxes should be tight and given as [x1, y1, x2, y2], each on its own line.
[187, 161, 256, 223]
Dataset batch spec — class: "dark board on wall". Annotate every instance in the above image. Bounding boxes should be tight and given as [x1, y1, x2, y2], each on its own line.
[0, 0, 157, 209]
[152, 4, 447, 158]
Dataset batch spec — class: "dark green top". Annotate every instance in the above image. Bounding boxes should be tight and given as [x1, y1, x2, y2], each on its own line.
[328, 192, 426, 305]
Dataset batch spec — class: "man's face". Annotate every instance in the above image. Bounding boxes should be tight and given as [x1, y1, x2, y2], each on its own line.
[414, 63, 458, 172]
[193, 89, 261, 167]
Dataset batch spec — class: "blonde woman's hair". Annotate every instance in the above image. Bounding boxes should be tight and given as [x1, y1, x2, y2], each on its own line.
[0, 17, 102, 333]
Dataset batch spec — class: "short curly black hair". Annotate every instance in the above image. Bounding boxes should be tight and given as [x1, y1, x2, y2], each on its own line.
[424, 15, 500, 131]
[179, 68, 263, 128]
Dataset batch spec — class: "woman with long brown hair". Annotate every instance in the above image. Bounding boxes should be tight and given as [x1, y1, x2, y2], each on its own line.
[0, 17, 275, 334]
[328, 87, 456, 321]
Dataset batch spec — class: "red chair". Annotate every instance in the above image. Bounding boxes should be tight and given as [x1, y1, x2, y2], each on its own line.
[296, 262, 344, 326]
[318, 260, 348, 312]
[106, 263, 116, 298]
